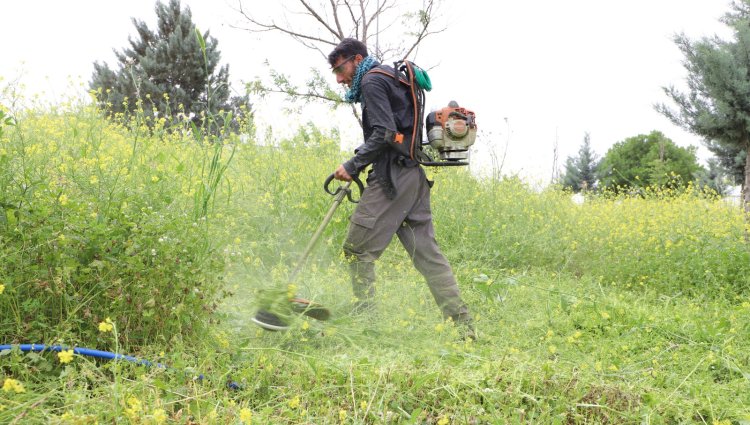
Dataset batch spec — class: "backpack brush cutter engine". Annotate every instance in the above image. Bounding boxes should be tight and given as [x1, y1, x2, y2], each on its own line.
[425, 101, 478, 163]
[251, 174, 364, 331]
[375, 60, 478, 166]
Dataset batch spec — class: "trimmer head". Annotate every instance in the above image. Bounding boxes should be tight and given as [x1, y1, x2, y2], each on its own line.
[250, 309, 289, 331]
[290, 297, 331, 321]
[252, 298, 331, 332]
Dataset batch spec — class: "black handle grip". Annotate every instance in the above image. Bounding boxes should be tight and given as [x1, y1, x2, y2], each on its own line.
[324, 173, 365, 203]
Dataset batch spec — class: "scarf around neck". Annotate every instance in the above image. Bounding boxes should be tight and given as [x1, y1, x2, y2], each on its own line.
[345, 56, 378, 104]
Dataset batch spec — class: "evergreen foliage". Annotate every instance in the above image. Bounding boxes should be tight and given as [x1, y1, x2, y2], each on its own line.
[597, 131, 702, 190]
[656, 0, 750, 202]
[90, 0, 248, 129]
[561, 133, 599, 192]
[696, 158, 733, 195]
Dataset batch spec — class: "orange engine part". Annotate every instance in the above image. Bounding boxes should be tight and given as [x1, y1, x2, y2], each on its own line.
[432, 106, 477, 129]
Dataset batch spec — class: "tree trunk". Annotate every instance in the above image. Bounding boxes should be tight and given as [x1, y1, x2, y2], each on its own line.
[745, 135, 750, 242]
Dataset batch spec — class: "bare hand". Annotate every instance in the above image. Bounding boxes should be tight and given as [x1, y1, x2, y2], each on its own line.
[334, 164, 352, 181]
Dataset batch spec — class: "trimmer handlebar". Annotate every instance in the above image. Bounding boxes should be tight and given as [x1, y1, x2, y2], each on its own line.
[324, 173, 365, 203]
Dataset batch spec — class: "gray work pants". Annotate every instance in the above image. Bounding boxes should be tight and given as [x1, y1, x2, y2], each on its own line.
[342, 164, 471, 323]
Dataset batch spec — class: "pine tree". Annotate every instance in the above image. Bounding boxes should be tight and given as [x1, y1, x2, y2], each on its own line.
[90, 0, 248, 129]
[696, 158, 732, 195]
[657, 0, 750, 211]
[561, 133, 599, 193]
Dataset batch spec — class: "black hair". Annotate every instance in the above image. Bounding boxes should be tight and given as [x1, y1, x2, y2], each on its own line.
[327, 38, 369, 67]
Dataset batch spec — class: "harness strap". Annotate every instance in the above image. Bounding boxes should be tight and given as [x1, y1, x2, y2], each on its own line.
[365, 68, 411, 86]
[365, 63, 423, 163]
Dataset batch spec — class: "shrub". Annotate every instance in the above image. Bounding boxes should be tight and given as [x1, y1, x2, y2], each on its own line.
[0, 104, 237, 349]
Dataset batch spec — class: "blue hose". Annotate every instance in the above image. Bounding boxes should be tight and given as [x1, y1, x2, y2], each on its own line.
[0, 344, 241, 390]
[0, 344, 167, 368]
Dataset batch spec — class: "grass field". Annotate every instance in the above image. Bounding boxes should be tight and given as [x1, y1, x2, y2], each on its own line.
[1, 103, 749, 423]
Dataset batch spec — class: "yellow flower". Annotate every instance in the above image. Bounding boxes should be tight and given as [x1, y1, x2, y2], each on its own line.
[239, 407, 253, 424]
[288, 396, 300, 409]
[151, 176, 160, 183]
[90, 175, 98, 185]
[98, 317, 114, 333]
[437, 416, 450, 425]
[339, 409, 347, 422]
[59, 194, 69, 205]
[58, 349, 74, 364]
[152, 408, 167, 424]
[127, 396, 142, 412]
[301, 321, 309, 331]
[2, 378, 25, 393]
[0, 284, 4, 294]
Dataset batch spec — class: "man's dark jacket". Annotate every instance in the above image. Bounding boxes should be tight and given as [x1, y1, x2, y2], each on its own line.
[342, 62, 418, 199]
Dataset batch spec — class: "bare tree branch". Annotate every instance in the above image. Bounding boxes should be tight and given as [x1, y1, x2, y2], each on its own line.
[401, 0, 440, 59]
[233, 1, 338, 48]
[260, 87, 341, 104]
[299, 0, 342, 40]
[330, 0, 344, 39]
[359, 0, 368, 42]
[342, 0, 360, 39]
[233, 0, 447, 118]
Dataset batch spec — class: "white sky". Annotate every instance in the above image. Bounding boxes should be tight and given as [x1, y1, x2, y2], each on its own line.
[1, 0, 735, 184]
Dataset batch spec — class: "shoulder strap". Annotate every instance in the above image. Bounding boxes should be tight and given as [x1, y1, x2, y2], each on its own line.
[365, 67, 412, 87]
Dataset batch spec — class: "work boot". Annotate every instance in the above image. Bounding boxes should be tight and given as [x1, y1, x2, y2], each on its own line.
[459, 323, 477, 341]
[450, 313, 477, 341]
[351, 298, 376, 315]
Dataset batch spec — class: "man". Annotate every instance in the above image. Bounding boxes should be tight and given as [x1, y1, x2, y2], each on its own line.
[328, 38, 475, 339]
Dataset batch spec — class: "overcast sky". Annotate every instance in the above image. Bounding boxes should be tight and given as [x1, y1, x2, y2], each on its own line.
[1, 0, 735, 183]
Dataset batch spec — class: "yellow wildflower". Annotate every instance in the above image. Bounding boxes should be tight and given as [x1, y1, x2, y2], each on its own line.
[339, 409, 347, 422]
[0, 284, 4, 294]
[98, 317, 114, 333]
[58, 349, 74, 364]
[2, 378, 25, 393]
[239, 407, 253, 424]
[152, 408, 167, 424]
[59, 194, 69, 206]
[288, 396, 300, 409]
[437, 416, 450, 425]
[124, 396, 142, 418]
[127, 397, 142, 412]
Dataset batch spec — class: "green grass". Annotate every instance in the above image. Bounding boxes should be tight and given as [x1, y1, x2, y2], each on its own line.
[1, 106, 749, 423]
